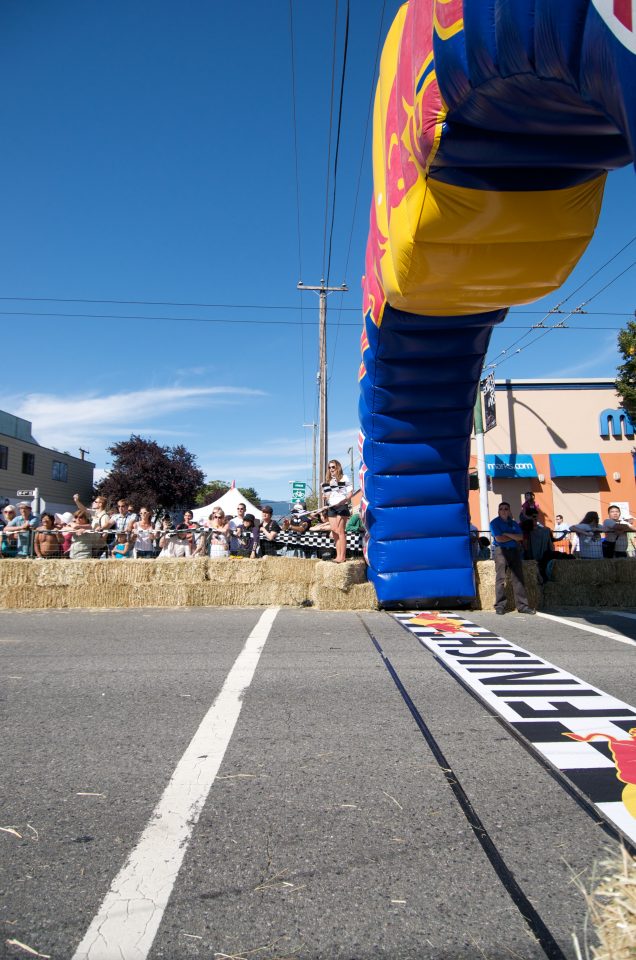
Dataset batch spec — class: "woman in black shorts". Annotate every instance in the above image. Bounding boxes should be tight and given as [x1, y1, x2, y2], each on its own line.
[322, 459, 353, 563]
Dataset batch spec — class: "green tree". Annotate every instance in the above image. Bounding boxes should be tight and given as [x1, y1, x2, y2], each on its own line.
[95, 435, 205, 512]
[238, 486, 261, 507]
[195, 481, 262, 508]
[195, 480, 230, 507]
[616, 320, 636, 419]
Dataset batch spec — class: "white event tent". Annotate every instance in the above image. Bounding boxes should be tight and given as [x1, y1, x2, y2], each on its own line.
[190, 486, 262, 523]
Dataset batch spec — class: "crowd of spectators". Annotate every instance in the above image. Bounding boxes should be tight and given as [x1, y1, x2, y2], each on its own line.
[475, 492, 636, 582]
[0, 494, 366, 561]
[3, 485, 635, 571]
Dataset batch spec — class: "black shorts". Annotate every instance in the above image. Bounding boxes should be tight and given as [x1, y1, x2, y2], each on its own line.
[328, 504, 350, 519]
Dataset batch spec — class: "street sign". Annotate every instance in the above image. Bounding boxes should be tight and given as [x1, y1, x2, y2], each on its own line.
[290, 481, 306, 503]
[16, 489, 35, 497]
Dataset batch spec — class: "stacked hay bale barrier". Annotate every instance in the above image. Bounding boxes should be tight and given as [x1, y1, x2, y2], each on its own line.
[3, 557, 636, 611]
[311, 557, 376, 610]
[543, 559, 636, 608]
[0, 558, 378, 611]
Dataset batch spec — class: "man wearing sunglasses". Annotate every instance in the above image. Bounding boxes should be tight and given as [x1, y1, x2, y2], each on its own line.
[490, 502, 535, 616]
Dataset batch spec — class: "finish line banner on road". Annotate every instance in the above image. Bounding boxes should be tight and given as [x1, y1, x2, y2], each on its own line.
[393, 611, 636, 848]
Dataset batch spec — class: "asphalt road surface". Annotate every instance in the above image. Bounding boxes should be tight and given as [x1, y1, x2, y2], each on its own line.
[1, 606, 634, 960]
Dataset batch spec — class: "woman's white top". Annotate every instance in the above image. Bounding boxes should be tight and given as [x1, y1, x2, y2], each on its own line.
[322, 473, 353, 507]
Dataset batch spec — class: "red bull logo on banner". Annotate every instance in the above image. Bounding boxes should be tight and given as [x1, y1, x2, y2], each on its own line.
[406, 612, 481, 635]
[394, 611, 636, 846]
[564, 728, 636, 819]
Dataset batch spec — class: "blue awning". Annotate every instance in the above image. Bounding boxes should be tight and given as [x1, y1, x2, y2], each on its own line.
[549, 453, 606, 478]
[486, 454, 537, 479]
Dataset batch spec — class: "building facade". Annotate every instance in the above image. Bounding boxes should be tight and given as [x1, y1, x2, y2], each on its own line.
[0, 410, 94, 513]
[469, 379, 636, 530]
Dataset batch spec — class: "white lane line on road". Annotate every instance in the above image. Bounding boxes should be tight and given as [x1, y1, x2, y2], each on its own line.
[536, 611, 636, 645]
[72, 607, 279, 960]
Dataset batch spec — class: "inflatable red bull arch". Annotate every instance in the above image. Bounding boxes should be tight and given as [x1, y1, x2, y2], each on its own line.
[359, 0, 636, 605]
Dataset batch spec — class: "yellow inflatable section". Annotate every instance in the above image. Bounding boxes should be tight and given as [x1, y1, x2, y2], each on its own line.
[372, 3, 606, 318]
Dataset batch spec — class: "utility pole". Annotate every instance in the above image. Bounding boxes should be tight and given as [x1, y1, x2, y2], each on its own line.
[347, 446, 354, 486]
[298, 279, 347, 484]
[303, 422, 317, 504]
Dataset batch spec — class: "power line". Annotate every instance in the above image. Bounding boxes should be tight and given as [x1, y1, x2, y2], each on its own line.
[322, 0, 340, 280]
[487, 261, 636, 372]
[288, 0, 307, 421]
[329, 0, 386, 379]
[486, 234, 636, 368]
[325, 0, 350, 287]
[0, 307, 626, 330]
[0, 294, 632, 316]
[288, 0, 303, 284]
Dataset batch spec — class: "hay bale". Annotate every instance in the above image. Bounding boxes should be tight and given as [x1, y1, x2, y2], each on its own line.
[184, 582, 308, 607]
[543, 583, 595, 608]
[612, 559, 636, 583]
[549, 558, 616, 586]
[473, 561, 495, 611]
[312, 582, 378, 610]
[575, 848, 636, 960]
[595, 583, 636, 607]
[252, 556, 318, 585]
[1, 583, 60, 609]
[313, 559, 368, 588]
[0, 559, 37, 588]
[202, 556, 318, 586]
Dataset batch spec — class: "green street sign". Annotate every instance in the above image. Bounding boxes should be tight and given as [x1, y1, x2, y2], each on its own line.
[291, 481, 306, 502]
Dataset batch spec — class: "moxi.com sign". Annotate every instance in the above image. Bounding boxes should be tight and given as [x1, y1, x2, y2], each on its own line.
[599, 408, 635, 438]
[485, 456, 537, 478]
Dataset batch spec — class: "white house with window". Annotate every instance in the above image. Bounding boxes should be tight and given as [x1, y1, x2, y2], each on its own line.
[0, 410, 94, 515]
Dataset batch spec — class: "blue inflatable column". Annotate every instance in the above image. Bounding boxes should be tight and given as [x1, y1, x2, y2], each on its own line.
[359, 304, 507, 606]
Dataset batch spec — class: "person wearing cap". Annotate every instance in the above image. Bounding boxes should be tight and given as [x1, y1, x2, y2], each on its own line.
[0, 504, 18, 556]
[4, 502, 40, 557]
[232, 513, 259, 558]
[281, 501, 311, 558]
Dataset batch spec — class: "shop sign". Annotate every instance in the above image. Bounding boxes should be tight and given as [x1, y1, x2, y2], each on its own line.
[599, 408, 635, 438]
[485, 455, 537, 478]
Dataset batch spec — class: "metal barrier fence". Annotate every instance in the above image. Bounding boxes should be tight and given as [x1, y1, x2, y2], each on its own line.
[0, 524, 365, 560]
[7, 525, 619, 561]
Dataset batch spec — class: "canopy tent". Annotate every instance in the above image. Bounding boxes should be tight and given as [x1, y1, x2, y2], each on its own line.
[191, 487, 262, 523]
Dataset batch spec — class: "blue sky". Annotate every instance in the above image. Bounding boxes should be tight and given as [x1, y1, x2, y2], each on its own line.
[0, 0, 634, 501]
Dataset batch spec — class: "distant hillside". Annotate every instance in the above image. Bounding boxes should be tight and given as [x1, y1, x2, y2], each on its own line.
[260, 499, 292, 518]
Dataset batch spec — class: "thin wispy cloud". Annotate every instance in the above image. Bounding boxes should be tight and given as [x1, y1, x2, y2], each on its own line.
[0, 385, 266, 452]
[203, 427, 360, 493]
[543, 335, 618, 378]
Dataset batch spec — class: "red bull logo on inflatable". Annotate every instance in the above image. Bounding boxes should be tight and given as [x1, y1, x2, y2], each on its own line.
[592, 0, 636, 50]
[362, 202, 387, 330]
[433, 0, 464, 39]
